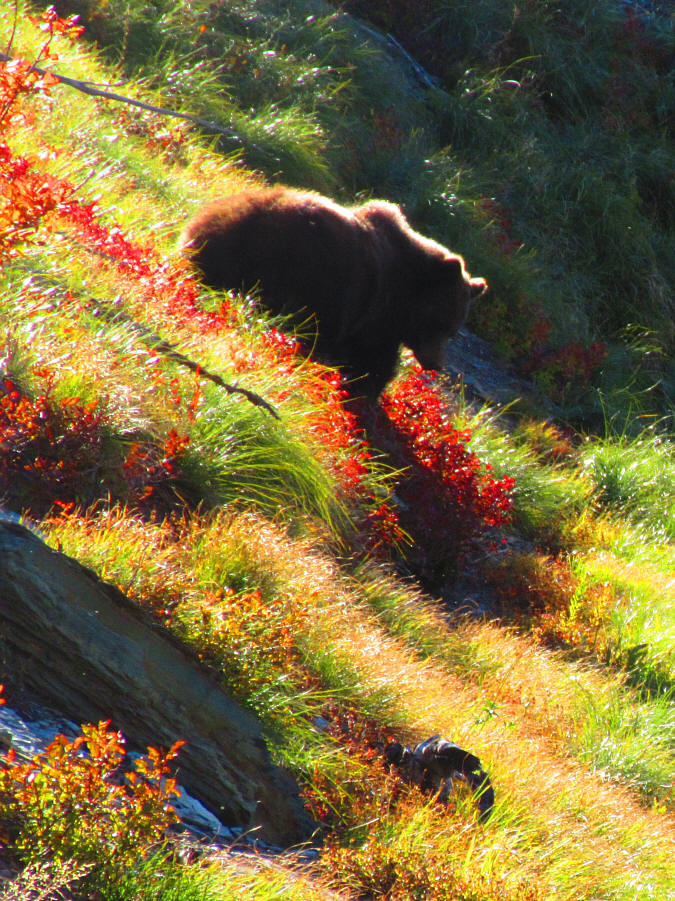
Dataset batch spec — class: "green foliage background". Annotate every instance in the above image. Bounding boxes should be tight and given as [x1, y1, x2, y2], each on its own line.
[1, 3, 673, 900]
[50, 0, 675, 427]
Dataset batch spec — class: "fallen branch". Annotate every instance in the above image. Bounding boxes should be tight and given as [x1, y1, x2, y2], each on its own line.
[0, 50, 271, 156]
[13, 259, 281, 419]
[350, 21, 442, 93]
[83, 295, 281, 420]
[15, 267, 281, 420]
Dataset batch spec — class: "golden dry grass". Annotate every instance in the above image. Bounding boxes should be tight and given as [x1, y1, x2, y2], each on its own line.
[46, 510, 675, 898]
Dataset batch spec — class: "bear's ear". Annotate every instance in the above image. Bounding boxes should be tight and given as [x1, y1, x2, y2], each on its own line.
[470, 277, 487, 300]
[443, 257, 464, 281]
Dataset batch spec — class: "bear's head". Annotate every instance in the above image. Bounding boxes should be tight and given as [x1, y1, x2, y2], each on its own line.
[405, 255, 487, 371]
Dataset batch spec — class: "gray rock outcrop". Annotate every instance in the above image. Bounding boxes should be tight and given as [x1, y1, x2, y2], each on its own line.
[0, 518, 316, 848]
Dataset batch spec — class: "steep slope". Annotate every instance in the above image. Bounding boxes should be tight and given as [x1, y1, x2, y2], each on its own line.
[0, 4, 673, 901]
[47, 0, 675, 427]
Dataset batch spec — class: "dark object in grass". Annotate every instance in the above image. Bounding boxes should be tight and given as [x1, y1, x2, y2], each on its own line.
[180, 187, 487, 397]
[385, 734, 494, 821]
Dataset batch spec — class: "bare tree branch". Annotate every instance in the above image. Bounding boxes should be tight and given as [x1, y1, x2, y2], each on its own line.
[13, 267, 281, 420]
[0, 50, 271, 155]
[83, 295, 281, 420]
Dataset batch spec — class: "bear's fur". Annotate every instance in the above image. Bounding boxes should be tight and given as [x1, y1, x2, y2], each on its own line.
[180, 186, 487, 396]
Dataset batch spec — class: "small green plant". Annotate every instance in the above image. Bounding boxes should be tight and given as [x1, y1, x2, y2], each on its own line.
[580, 430, 675, 540]
[0, 859, 93, 901]
[0, 717, 183, 881]
[182, 584, 308, 698]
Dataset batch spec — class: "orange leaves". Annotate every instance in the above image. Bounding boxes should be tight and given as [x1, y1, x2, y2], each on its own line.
[0, 59, 39, 123]
[0, 720, 182, 875]
[193, 585, 308, 695]
[485, 551, 620, 663]
[0, 58, 61, 129]
[121, 428, 190, 511]
[34, 69, 60, 91]
[26, 6, 84, 41]
[0, 373, 107, 516]
[162, 427, 191, 463]
[1, 6, 82, 128]
[0, 7, 84, 251]
[0, 144, 72, 256]
[0, 349, 191, 518]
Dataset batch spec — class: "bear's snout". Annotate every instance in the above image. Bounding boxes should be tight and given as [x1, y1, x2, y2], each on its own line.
[411, 336, 447, 372]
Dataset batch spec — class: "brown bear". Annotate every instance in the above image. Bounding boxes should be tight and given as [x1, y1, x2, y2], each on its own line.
[180, 186, 487, 396]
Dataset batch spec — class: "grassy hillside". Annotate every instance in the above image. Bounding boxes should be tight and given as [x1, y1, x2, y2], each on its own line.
[0, 3, 673, 900]
[40, 0, 675, 427]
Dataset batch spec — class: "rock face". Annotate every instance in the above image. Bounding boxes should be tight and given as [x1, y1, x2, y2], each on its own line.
[443, 328, 558, 417]
[0, 518, 316, 847]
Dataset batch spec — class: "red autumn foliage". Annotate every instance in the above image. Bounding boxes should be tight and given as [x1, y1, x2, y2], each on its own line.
[1, 9, 81, 252]
[523, 338, 608, 401]
[0, 7, 82, 129]
[121, 428, 191, 509]
[477, 197, 524, 257]
[303, 699, 397, 828]
[0, 373, 189, 518]
[359, 370, 514, 581]
[1, 10, 514, 573]
[1, 119, 510, 562]
[0, 374, 108, 515]
[0, 145, 73, 255]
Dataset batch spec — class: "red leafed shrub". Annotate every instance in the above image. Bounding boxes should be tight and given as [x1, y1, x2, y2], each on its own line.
[0, 8, 513, 570]
[469, 285, 552, 365]
[122, 428, 191, 511]
[0, 375, 108, 515]
[527, 339, 608, 403]
[0, 715, 182, 878]
[0, 146, 73, 256]
[0, 375, 190, 517]
[302, 700, 398, 829]
[0, 8, 84, 253]
[366, 370, 514, 582]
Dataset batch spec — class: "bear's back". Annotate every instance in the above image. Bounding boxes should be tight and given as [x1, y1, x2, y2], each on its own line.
[180, 188, 379, 333]
[181, 186, 487, 396]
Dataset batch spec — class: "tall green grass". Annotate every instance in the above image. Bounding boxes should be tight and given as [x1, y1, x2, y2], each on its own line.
[446, 399, 589, 542]
[580, 430, 675, 541]
[43, 507, 675, 898]
[576, 685, 674, 802]
[184, 386, 352, 538]
[73, 853, 337, 901]
[356, 561, 675, 806]
[575, 553, 674, 691]
[39, 0, 675, 424]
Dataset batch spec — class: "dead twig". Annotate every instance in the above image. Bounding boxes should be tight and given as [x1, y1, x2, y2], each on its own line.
[82, 295, 281, 420]
[17, 272, 281, 421]
[0, 50, 271, 156]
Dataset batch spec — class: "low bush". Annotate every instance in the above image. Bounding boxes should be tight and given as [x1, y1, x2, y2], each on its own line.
[0, 714, 182, 883]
